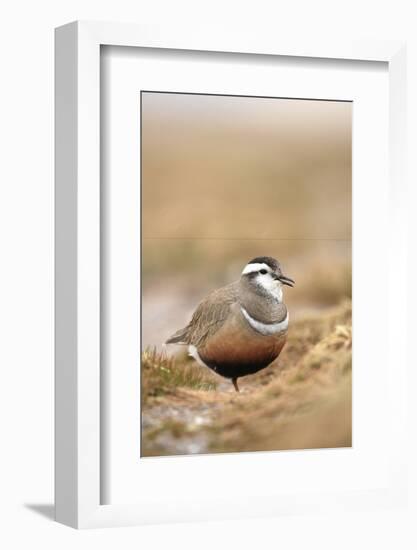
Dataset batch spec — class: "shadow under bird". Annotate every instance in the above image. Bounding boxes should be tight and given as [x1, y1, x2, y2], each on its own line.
[166, 256, 295, 392]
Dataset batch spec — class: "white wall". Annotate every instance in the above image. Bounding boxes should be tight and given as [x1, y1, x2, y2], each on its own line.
[0, 0, 416, 547]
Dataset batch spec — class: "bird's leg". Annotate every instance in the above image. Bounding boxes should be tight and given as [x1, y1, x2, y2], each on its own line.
[232, 378, 240, 392]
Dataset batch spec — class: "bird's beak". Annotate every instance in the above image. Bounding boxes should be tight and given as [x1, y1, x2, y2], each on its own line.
[278, 274, 295, 287]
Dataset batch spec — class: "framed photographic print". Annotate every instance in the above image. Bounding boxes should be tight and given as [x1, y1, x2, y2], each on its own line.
[55, 22, 407, 528]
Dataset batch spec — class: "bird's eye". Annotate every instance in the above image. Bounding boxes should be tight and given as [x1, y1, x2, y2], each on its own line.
[259, 269, 267, 275]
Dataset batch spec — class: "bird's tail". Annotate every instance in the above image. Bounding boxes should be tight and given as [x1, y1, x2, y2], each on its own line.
[165, 327, 189, 345]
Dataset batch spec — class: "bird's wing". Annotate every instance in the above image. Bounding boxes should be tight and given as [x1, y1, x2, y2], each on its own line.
[165, 282, 239, 346]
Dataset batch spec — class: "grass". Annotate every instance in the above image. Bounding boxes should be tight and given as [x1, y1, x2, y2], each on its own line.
[141, 347, 218, 405]
[141, 300, 352, 456]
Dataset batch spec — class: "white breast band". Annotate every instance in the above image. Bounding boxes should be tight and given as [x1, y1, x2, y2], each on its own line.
[240, 306, 288, 335]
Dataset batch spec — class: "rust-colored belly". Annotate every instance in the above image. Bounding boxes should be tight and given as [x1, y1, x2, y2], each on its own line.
[199, 307, 287, 379]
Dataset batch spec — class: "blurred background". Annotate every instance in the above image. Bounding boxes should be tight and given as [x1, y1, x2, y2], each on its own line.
[141, 92, 351, 349]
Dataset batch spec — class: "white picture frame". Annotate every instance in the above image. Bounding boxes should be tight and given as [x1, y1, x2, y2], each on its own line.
[55, 21, 407, 529]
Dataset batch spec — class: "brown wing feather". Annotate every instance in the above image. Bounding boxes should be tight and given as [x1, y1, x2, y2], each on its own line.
[165, 282, 239, 346]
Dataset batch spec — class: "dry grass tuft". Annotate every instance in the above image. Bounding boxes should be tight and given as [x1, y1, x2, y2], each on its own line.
[141, 347, 218, 405]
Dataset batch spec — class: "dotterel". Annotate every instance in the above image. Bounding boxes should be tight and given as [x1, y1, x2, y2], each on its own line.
[166, 256, 295, 392]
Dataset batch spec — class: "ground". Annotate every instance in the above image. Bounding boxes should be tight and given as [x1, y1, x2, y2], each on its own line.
[141, 300, 352, 457]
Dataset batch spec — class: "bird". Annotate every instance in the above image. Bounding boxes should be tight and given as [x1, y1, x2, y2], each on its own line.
[165, 256, 295, 392]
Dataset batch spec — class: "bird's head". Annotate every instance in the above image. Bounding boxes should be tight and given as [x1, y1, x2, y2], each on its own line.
[240, 256, 295, 302]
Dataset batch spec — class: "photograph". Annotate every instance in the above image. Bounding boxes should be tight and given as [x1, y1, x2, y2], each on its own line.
[141, 91, 352, 457]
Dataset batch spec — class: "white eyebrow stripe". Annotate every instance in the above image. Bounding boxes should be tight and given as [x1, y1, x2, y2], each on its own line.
[241, 262, 271, 275]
